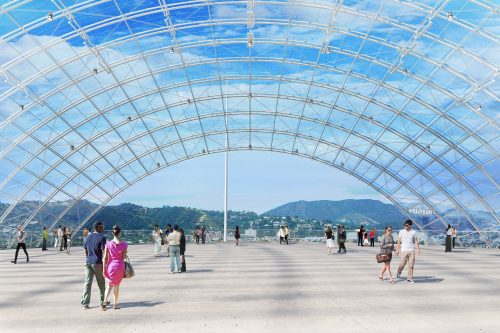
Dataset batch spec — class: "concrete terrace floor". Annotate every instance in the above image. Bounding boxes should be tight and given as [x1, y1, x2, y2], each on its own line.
[0, 241, 499, 333]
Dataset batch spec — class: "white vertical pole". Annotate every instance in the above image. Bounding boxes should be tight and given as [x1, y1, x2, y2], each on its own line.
[224, 81, 228, 243]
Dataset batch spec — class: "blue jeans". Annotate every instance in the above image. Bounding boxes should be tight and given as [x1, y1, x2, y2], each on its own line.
[170, 245, 181, 272]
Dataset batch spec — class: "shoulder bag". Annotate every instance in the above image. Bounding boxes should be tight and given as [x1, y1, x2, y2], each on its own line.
[124, 257, 135, 278]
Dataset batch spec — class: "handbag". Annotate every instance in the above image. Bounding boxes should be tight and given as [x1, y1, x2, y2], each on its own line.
[124, 257, 135, 278]
[161, 238, 165, 246]
[376, 252, 392, 263]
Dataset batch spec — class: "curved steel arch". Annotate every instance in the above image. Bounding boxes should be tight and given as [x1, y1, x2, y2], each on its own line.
[4, 107, 489, 246]
[1, 86, 492, 217]
[1, 90, 497, 236]
[31, 130, 440, 248]
[2, 74, 496, 221]
[1, 22, 496, 127]
[0, 0, 498, 247]
[2, 54, 495, 160]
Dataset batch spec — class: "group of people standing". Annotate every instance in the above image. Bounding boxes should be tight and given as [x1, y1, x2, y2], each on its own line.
[445, 225, 458, 252]
[151, 224, 187, 273]
[278, 225, 290, 244]
[54, 225, 73, 254]
[356, 225, 377, 247]
[193, 225, 206, 244]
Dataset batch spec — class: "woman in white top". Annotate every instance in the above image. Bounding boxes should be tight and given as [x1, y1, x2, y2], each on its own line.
[151, 224, 163, 257]
[324, 225, 335, 255]
[279, 226, 286, 245]
[445, 224, 452, 252]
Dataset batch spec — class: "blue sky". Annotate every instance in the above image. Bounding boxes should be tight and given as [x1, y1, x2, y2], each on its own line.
[0, 0, 497, 232]
[110, 151, 386, 213]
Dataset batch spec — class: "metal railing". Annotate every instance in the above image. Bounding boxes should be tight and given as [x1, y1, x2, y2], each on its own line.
[2, 228, 499, 250]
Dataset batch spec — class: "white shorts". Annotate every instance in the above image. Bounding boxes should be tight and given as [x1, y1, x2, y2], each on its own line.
[326, 239, 335, 248]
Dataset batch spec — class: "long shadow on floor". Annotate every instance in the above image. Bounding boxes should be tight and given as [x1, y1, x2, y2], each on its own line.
[184, 269, 214, 273]
[413, 276, 443, 283]
[119, 301, 165, 308]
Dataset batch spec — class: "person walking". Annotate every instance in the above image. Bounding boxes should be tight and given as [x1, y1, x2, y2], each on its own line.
[57, 225, 64, 251]
[337, 225, 347, 253]
[11, 225, 29, 264]
[395, 220, 421, 283]
[194, 226, 201, 244]
[201, 225, 206, 244]
[445, 224, 453, 252]
[53, 228, 58, 248]
[324, 225, 335, 255]
[378, 226, 395, 283]
[284, 225, 290, 244]
[234, 226, 241, 246]
[167, 225, 182, 273]
[452, 226, 457, 249]
[66, 228, 72, 254]
[151, 224, 162, 257]
[369, 228, 376, 247]
[62, 227, 68, 251]
[179, 228, 187, 272]
[103, 225, 128, 310]
[357, 225, 365, 246]
[279, 226, 286, 245]
[42, 226, 48, 251]
[81, 221, 107, 310]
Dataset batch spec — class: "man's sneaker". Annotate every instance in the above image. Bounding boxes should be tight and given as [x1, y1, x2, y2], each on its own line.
[396, 272, 401, 279]
[407, 278, 414, 283]
[10, 261, 16, 264]
[82, 304, 89, 309]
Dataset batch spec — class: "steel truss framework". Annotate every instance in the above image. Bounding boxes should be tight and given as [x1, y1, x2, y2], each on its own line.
[0, 0, 498, 247]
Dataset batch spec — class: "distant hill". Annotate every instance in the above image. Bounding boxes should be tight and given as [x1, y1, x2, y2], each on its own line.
[263, 199, 407, 227]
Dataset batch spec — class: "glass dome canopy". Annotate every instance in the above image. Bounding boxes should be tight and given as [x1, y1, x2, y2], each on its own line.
[0, 0, 498, 246]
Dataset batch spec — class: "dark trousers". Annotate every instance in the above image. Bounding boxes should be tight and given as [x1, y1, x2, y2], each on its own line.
[357, 235, 363, 246]
[338, 241, 346, 252]
[42, 238, 47, 251]
[285, 235, 288, 244]
[445, 235, 452, 252]
[14, 243, 29, 262]
[452, 237, 456, 248]
[370, 238, 375, 247]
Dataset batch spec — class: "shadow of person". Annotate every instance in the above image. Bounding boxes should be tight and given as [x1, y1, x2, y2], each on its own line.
[184, 268, 214, 273]
[413, 276, 444, 283]
[119, 301, 165, 308]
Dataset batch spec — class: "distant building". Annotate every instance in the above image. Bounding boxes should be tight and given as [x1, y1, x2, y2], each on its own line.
[245, 228, 256, 237]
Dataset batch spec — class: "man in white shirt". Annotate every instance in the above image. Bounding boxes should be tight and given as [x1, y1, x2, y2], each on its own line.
[57, 225, 64, 251]
[395, 220, 421, 283]
[167, 225, 182, 273]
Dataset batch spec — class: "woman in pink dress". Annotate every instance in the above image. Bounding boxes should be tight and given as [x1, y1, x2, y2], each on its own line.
[103, 225, 128, 310]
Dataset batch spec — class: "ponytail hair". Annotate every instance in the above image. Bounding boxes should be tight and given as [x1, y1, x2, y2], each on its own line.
[112, 225, 121, 237]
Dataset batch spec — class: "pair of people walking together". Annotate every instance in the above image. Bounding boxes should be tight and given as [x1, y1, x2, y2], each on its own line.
[81, 222, 128, 310]
[378, 220, 421, 283]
